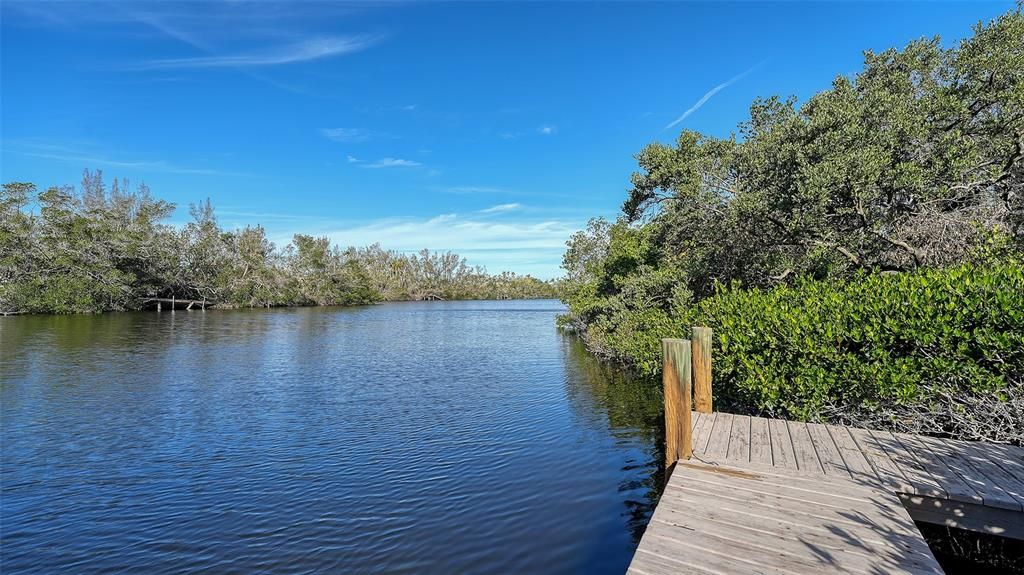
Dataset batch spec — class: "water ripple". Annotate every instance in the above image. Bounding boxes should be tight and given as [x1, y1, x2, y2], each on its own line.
[1, 301, 663, 574]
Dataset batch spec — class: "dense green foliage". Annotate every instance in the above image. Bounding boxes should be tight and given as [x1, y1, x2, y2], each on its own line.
[579, 262, 1023, 443]
[693, 262, 1022, 440]
[560, 8, 1024, 442]
[0, 173, 558, 314]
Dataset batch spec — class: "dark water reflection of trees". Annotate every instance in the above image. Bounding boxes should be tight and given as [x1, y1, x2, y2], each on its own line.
[559, 334, 667, 545]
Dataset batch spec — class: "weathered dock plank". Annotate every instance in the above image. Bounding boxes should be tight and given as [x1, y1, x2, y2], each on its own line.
[630, 460, 944, 575]
[939, 438, 1024, 510]
[749, 416, 772, 465]
[826, 424, 876, 482]
[639, 338, 1021, 573]
[786, 421, 824, 474]
[640, 410, 1024, 574]
[692, 411, 716, 454]
[847, 426, 915, 493]
[897, 432, 983, 506]
[807, 422, 850, 478]
[869, 429, 948, 499]
[726, 414, 751, 462]
[767, 417, 798, 471]
[704, 412, 733, 459]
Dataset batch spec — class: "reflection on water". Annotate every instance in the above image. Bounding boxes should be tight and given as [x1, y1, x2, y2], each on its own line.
[1, 301, 664, 574]
[559, 336, 666, 546]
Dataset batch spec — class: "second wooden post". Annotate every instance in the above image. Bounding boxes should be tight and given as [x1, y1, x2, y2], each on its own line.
[692, 327, 713, 414]
[662, 338, 693, 467]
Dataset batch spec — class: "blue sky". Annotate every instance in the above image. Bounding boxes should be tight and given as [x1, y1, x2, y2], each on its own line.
[0, 1, 1011, 278]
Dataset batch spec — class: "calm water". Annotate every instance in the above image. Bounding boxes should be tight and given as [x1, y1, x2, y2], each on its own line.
[1, 300, 665, 574]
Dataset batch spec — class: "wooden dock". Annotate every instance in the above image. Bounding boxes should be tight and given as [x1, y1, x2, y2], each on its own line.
[143, 297, 210, 311]
[628, 334, 1023, 574]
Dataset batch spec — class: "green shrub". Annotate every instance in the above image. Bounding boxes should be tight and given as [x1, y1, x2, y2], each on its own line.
[678, 261, 1023, 440]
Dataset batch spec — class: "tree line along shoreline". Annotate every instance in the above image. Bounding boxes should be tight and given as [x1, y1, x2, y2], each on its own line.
[0, 173, 561, 316]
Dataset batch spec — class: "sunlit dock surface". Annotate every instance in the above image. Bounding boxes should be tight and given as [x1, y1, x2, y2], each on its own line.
[628, 411, 1024, 574]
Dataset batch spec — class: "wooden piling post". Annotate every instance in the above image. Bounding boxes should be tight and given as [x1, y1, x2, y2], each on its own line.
[692, 327, 713, 414]
[171, 295, 175, 312]
[663, 338, 693, 467]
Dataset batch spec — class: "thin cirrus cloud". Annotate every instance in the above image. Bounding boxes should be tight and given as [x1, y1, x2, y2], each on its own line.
[322, 127, 397, 143]
[135, 35, 381, 69]
[445, 186, 508, 194]
[500, 126, 556, 140]
[4, 139, 243, 176]
[480, 203, 521, 213]
[663, 61, 764, 131]
[322, 128, 373, 143]
[439, 185, 594, 201]
[348, 156, 422, 169]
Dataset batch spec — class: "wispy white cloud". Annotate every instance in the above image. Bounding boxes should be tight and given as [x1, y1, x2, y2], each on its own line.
[4, 140, 243, 176]
[4, 2, 363, 31]
[346, 155, 421, 169]
[663, 62, 764, 131]
[363, 157, 421, 169]
[322, 128, 375, 143]
[129, 8, 212, 53]
[480, 203, 521, 213]
[445, 186, 508, 194]
[500, 125, 556, 140]
[135, 35, 381, 69]
[6, 2, 380, 92]
[216, 210, 327, 221]
[355, 103, 425, 114]
[76, 6, 369, 93]
[438, 185, 597, 202]
[429, 213, 458, 224]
